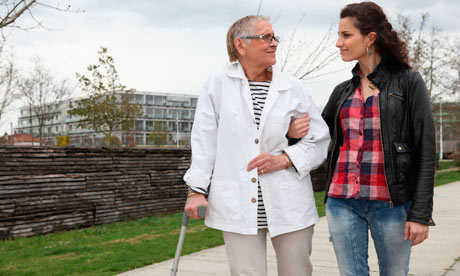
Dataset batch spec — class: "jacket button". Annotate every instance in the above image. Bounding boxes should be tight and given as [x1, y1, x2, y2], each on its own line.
[251, 198, 256, 203]
[251, 177, 257, 183]
[255, 138, 259, 144]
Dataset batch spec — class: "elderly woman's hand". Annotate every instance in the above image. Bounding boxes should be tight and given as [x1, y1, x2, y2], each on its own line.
[185, 193, 208, 219]
[287, 113, 310, 139]
[247, 152, 287, 175]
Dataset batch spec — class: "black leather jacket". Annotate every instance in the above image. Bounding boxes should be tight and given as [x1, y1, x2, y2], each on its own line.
[322, 62, 436, 226]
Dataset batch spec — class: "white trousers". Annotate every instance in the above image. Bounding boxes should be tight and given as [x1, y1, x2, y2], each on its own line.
[222, 226, 314, 276]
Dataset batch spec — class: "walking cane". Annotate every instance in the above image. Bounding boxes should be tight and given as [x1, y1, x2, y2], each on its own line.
[170, 204, 207, 276]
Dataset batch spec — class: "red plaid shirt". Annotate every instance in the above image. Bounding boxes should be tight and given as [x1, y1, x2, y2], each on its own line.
[327, 86, 390, 201]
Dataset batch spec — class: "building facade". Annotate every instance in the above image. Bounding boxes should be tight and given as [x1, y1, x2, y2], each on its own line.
[14, 91, 198, 147]
[432, 102, 460, 159]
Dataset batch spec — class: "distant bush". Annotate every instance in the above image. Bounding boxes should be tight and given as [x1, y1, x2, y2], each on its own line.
[103, 134, 122, 147]
[56, 135, 71, 146]
[454, 152, 460, 171]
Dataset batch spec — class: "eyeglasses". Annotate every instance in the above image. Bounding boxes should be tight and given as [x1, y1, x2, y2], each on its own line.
[240, 34, 280, 43]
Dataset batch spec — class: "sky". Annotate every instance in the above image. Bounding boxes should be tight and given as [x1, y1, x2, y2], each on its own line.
[1, 0, 460, 134]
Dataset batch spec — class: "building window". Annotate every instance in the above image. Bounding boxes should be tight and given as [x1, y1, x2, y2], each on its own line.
[154, 108, 164, 118]
[135, 94, 144, 104]
[146, 107, 154, 118]
[168, 121, 176, 131]
[154, 96, 166, 105]
[135, 134, 144, 145]
[191, 98, 198, 107]
[145, 120, 153, 131]
[146, 95, 153, 104]
[136, 120, 144, 131]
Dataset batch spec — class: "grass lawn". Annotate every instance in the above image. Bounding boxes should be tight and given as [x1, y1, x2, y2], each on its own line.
[0, 214, 223, 276]
[439, 160, 457, 171]
[0, 170, 458, 276]
[435, 169, 460, 186]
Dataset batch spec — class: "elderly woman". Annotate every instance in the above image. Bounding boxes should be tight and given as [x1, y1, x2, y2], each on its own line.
[184, 15, 330, 276]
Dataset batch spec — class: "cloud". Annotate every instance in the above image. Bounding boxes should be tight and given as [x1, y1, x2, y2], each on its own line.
[1, 0, 459, 134]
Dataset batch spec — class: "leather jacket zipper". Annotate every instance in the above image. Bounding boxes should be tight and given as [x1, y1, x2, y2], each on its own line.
[388, 93, 405, 101]
[379, 94, 394, 208]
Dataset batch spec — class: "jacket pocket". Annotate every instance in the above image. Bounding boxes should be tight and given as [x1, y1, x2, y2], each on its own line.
[388, 93, 405, 101]
[393, 141, 413, 183]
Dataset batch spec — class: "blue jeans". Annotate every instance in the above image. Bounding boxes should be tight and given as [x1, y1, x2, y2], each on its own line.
[326, 197, 412, 276]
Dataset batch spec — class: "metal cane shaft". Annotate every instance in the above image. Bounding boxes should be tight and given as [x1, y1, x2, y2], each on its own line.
[170, 213, 189, 276]
[170, 205, 206, 276]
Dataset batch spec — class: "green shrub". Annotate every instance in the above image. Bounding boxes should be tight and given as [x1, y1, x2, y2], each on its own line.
[56, 135, 71, 146]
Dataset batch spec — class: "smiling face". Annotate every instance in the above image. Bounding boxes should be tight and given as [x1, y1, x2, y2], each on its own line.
[239, 20, 278, 68]
[336, 17, 371, 62]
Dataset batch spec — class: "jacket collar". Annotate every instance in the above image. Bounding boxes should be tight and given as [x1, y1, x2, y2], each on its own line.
[225, 62, 292, 133]
[351, 61, 391, 89]
[225, 62, 293, 92]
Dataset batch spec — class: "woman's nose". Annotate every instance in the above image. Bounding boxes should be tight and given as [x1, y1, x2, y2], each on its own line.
[336, 38, 342, 48]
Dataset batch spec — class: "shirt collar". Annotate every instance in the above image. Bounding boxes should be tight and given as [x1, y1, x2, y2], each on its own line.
[351, 61, 391, 89]
[225, 62, 292, 92]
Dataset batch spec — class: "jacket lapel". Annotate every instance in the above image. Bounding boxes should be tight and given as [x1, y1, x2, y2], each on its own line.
[226, 63, 256, 122]
[258, 67, 292, 133]
[225, 63, 293, 129]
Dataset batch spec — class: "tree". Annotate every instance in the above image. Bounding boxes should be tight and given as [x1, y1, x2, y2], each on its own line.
[0, 38, 17, 126]
[256, 1, 340, 80]
[147, 121, 169, 146]
[56, 134, 71, 146]
[18, 57, 71, 145]
[445, 36, 460, 97]
[0, 0, 37, 29]
[396, 11, 447, 102]
[279, 18, 340, 80]
[68, 47, 143, 147]
[0, 0, 82, 30]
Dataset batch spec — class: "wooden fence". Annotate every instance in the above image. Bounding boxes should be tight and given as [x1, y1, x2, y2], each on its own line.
[0, 146, 326, 239]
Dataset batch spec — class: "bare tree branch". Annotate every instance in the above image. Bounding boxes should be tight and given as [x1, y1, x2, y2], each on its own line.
[0, 0, 83, 30]
[0, 38, 18, 125]
[396, 11, 448, 102]
[18, 57, 71, 145]
[257, 0, 263, 15]
[280, 21, 340, 80]
[0, 0, 37, 29]
[280, 13, 305, 72]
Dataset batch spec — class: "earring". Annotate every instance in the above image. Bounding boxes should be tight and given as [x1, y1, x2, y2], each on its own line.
[366, 46, 373, 55]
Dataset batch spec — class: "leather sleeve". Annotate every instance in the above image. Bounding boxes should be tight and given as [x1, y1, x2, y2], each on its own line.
[406, 71, 436, 226]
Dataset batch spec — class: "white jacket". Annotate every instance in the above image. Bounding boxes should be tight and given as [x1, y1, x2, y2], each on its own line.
[184, 63, 330, 237]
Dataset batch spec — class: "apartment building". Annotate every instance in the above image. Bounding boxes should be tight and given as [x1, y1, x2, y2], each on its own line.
[14, 91, 198, 147]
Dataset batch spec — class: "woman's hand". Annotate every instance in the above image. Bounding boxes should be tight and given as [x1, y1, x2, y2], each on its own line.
[405, 221, 429, 246]
[287, 113, 310, 139]
[184, 193, 208, 219]
[247, 153, 287, 175]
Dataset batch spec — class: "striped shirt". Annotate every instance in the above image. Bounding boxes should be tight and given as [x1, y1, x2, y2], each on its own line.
[249, 80, 270, 228]
[327, 86, 389, 201]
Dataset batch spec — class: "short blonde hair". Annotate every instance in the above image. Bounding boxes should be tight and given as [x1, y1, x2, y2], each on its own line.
[226, 15, 270, 62]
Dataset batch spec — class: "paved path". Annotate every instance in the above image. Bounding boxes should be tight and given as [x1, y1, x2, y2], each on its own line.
[117, 181, 460, 276]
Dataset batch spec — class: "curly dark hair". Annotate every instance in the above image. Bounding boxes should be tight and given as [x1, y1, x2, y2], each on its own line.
[340, 1, 411, 69]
